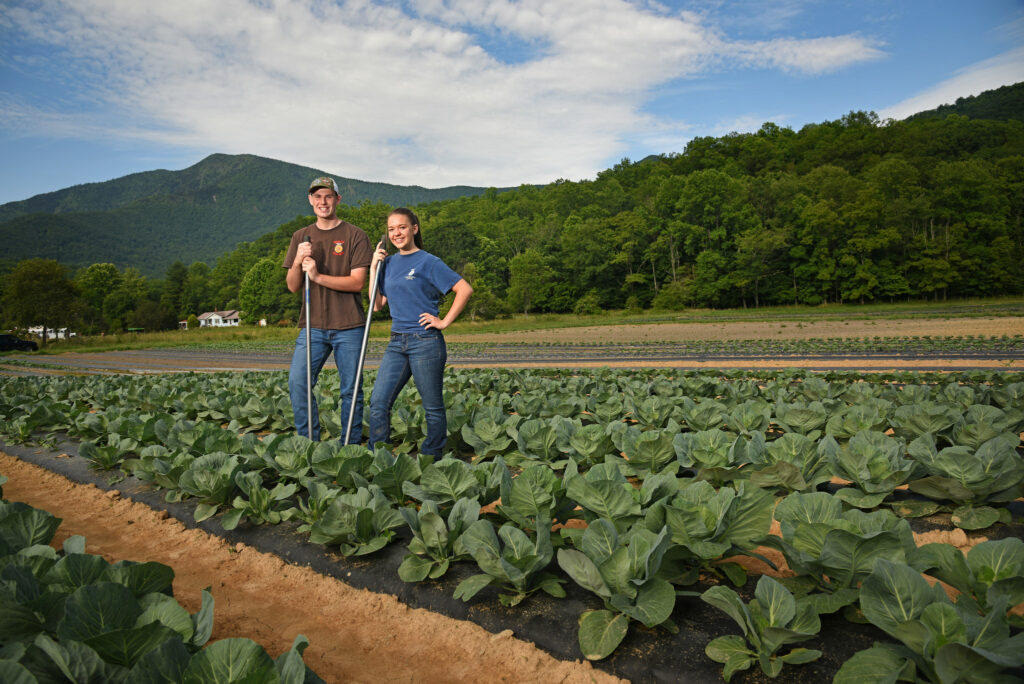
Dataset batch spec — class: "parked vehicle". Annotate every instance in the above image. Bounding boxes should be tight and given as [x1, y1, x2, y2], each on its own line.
[0, 334, 39, 351]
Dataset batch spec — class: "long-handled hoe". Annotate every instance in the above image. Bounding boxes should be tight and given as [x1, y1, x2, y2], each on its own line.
[344, 236, 386, 445]
[303, 236, 314, 441]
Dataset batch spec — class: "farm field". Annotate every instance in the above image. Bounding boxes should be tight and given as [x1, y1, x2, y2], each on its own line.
[1, 313, 1022, 683]
[2, 315, 1023, 375]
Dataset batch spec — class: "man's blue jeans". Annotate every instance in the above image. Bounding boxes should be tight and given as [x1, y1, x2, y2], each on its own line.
[369, 330, 447, 457]
[288, 327, 363, 442]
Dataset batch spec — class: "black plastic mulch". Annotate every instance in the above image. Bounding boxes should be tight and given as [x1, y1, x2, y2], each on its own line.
[0, 437, 978, 684]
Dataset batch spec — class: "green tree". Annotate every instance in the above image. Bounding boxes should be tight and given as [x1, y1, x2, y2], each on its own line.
[1, 259, 81, 345]
[120, 268, 150, 303]
[181, 262, 213, 316]
[733, 223, 788, 308]
[75, 262, 122, 332]
[210, 241, 262, 308]
[101, 267, 149, 331]
[553, 214, 616, 310]
[76, 263, 122, 311]
[651, 279, 689, 310]
[930, 159, 1010, 297]
[102, 289, 136, 332]
[128, 301, 178, 331]
[427, 220, 480, 274]
[238, 257, 289, 324]
[460, 262, 504, 321]
[507, 249, 553, 315]
[675, 169, 755, 254]
[340, 201, 392, 241]
[161, 261, 188, 318]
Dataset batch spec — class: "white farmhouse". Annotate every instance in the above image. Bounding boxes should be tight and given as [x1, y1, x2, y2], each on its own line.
[197, 310, 241, 327]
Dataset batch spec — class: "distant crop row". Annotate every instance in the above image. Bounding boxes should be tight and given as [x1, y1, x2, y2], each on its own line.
[1, 368, 1022, 679]
[184, 334, 1024, 360]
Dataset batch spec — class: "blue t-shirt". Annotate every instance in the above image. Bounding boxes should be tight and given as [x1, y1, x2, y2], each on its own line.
[380, 250, 462, 333]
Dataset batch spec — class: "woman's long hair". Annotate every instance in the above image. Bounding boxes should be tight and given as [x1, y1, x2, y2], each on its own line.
[389, 207, 423, 249]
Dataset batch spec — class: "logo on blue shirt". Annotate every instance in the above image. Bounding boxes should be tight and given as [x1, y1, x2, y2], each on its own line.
[405, 268, 417, 280]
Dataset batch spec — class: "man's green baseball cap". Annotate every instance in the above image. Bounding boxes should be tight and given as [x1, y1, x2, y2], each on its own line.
[308, 176, 339, 194]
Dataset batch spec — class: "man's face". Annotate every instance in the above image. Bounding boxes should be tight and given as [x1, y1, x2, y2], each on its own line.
[308, 188, 340, 218]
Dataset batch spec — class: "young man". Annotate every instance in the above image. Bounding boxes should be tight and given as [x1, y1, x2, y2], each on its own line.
[283, 176, 372, 441]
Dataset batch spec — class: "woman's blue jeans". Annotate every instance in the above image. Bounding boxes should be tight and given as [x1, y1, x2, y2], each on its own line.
[288, 327, 363, 443]
[369, 330, 447, 457]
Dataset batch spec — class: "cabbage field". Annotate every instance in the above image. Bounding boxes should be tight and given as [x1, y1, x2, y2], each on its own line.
[1, 363, 1023, 682]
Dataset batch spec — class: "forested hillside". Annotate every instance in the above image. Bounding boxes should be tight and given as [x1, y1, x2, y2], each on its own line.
[0, 153, 501, 276]
[216, 87, 1024, 324]
[907, 81, 1024, 123]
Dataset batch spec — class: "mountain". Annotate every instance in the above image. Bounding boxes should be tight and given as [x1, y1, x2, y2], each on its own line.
[904, 81, 1024, 122]
[0, 153, 502, 277]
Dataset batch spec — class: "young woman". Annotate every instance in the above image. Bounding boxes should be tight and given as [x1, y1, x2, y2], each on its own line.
[367, 208, 472, 458]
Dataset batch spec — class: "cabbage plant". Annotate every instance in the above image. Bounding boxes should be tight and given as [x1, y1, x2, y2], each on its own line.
[951, 404, 1018, 450]
[564, 422, 618, 469]
[454, 517, 565, 607]
[398, 497, 480, 581]
[309, 443, 374, 488]
[702, 575, 822, 681]
[830, 430, 918, 508]
[661, 479, 775, 587]
[493, 463, 575, 529]
[351, 448, 429, 502]
[773, 400, 828, 439]
[460, 410, 518, 461]
[557, 519, 678, 660]
[764, 491, 916, 611]
[748, 431, 833, 493]
[0, 497, 321, 683]
[910, 537, 1024, 628]
[402, 458, 486, 507]
[221, 471, 297, 530]
[563, 459, 643, 532]
[293, 478, 342, 532]
[307, 485, 404, 556]
[907, 433, 1024, 529]
[889, 401, 961, 441]
[835, 559, 1024, 684]
[176, 453, 243, 522]
[825, 400, 891, 440]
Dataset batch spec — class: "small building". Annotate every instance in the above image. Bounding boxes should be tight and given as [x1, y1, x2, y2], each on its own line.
[197, 310, 241, 327]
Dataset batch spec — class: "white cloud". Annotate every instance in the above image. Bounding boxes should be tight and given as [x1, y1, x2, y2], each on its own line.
[878, 46, 1024, 121]
[731, 35, 886, 74]
[1, 0, 888, 187]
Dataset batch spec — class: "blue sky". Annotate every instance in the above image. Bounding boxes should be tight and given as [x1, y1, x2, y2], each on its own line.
[1, 0, 1022, 206]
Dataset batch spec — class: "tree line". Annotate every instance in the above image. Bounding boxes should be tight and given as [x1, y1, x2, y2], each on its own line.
[2, 105, 1022, 336]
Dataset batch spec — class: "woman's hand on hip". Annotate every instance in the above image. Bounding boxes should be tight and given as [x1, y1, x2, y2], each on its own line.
[419, 313, 445, 330]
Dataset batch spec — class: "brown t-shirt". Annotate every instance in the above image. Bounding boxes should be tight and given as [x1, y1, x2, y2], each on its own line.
[283, 221, 372, 330]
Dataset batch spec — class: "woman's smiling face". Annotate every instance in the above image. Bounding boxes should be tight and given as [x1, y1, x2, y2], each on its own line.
[387, 213, 419, 252]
